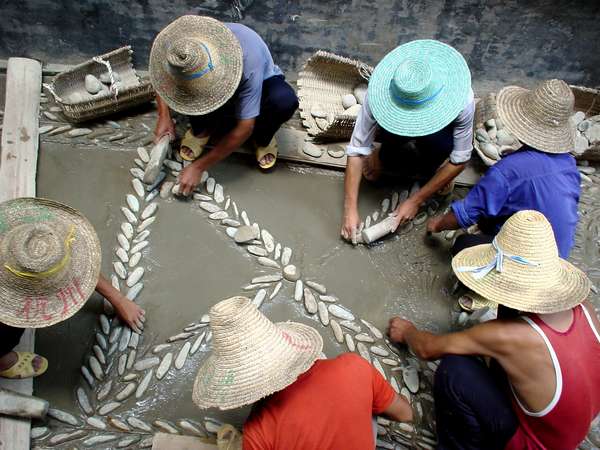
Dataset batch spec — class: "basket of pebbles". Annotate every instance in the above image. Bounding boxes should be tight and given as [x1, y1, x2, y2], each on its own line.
[43, 46, 154, 123]
[474, 86, 600, 166]
[473, 92, 522, 166]
[570, 85, 600, 161]
[297, 50, 373, 143]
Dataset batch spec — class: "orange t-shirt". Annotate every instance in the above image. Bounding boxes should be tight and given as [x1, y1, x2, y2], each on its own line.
[243, 353, 396, 450]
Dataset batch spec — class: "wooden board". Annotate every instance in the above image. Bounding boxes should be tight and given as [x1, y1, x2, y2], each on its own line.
[0, 57, 42, 450]
[152, 433, 217, 450]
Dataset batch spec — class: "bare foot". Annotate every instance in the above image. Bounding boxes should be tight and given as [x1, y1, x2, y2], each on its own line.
[259, 153, 275, 166]
[180, 146, 195, 161]
[362, 148, 382, 181]
[0, 352, 44, 372]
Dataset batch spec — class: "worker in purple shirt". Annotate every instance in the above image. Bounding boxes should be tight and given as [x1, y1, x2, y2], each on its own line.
[427, 79, 580, 259]
[149, 16, 298, 196]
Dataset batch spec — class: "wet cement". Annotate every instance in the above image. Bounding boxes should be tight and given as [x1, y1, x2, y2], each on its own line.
[33, 137, 454, 429]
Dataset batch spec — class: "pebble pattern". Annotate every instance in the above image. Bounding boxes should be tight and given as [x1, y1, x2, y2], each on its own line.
[37, 119, 548, 449]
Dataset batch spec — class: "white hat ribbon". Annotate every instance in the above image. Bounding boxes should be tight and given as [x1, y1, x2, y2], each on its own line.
[456, 237, 540, 280]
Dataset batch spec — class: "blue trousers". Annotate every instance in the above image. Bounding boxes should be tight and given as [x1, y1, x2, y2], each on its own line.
[0, 323, 24, 358]
[189, 75, 298, 147]
[434, 355, 518, 450]
[378, 122, 454, 179]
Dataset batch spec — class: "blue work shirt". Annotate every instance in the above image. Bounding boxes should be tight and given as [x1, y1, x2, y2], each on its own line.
[451, 148, 580, 258]
[225, 23, 283, 120]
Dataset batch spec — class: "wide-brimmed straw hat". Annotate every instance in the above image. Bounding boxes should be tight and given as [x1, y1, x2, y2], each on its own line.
[192, 296, 323, 410]
[368, 39, 471, 137]
[149, 15, 243, 116]
[0, 198, 101, 328]
[452, 210, 590, 314]
[497, 79, 575, 154]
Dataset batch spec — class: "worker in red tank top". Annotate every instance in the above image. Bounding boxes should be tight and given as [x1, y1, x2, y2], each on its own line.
[388, 210, 600, 449]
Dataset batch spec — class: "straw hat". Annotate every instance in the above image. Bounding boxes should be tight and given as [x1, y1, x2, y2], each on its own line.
[452, 210, 590, 314]
[0, 198, 101, 328]
[497, 79, 575, 154]
[368, 39, 471, 137]
[192, 296, 323, 410]
[149, 15, 243, 116]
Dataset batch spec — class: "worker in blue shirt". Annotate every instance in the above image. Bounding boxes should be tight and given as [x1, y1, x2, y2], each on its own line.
[427, 79, 580, 259]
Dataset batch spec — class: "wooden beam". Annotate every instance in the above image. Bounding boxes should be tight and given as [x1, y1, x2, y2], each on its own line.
[0, 57, 42, 450]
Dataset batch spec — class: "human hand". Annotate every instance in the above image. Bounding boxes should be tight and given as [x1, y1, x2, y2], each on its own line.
[389, 199, 419, 232]
[388, 317, 416, 345]
[154, 118, 175, 144]
[341, 208, 361, 245]
[113, 296, 146, 334]
[177, 163, 204, 196]
[426, 215, 444, 234]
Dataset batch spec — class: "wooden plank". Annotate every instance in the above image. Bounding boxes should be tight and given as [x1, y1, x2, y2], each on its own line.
[0, 57, 42, 450]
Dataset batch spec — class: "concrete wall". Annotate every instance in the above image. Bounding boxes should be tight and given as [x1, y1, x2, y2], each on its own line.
[1, 0, 598, 93]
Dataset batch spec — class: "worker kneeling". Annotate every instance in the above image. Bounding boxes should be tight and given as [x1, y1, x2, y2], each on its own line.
[192, 296, 413, 449]
[389, 210, 600, 449]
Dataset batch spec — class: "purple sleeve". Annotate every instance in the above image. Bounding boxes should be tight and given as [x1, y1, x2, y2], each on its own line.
[451, 166, 511, 228]
[235, 70, 262, 120]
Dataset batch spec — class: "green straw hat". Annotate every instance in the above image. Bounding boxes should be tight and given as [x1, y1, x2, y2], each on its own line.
[368, 39, 471, 137]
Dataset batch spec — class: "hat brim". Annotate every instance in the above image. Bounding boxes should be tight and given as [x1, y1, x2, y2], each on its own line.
[192, 322, 323, 410]
[497, 86, 575, 154]
[452, 243, 590, 314]
[0, 198, 101, 328]
[368, 40, 471, 137]
[149, 16, 243, 116]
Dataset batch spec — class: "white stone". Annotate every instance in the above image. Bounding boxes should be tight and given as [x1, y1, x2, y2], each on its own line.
[85, 74, 103, 94]
[341, 93, 357, 109]
[344, 104, 361, 116]
[310, 103, 328, 118]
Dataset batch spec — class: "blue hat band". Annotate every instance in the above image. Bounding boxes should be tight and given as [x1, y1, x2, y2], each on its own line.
[169, 42, 214, 81]
[393, 84, 444, 106]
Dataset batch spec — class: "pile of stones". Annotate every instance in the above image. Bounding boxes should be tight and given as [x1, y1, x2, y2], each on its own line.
[66, 72, 123, 103]
[571, 111, 600, 156]
[309, 82, 368, 131]
[474, 117, 521, 165]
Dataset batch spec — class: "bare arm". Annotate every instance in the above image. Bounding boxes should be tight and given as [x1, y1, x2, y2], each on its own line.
[96, 274, 145, 333]
[391, 162, 466, 230]
[426, 210, 460, 234]
[382, 393, 413, 422]
[178, 119, 255, 195]
[388, 316, 521, 361]
[341, 156, 364, 242]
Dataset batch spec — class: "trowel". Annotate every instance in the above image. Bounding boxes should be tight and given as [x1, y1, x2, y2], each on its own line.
[143, 135, 171, 185]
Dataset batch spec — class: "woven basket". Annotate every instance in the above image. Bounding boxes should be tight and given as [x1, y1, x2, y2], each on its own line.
[297, 50, 373, 143]
[571, 84, 600, 161]
[472, 93, 513, 166]
[44, 46, 154, 123]
[473, 85, 600, 165]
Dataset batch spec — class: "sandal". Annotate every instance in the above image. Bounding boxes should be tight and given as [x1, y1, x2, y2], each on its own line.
[0, 352, 48, 379]
[255, 137, 278, 170]
[217, 424, 242, 450]
[458, 292, 497, 312]
[180, 130, 210, 161]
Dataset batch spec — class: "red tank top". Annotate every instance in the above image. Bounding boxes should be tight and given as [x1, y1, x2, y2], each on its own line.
[505, 305, 600, 450]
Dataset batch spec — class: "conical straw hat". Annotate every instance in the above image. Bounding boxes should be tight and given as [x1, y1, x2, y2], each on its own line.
[497, 79, 575, 154]
[149, 15, 243, 116]
[452, 210, 590, 314]
[0, 198, 101, 328]
[192, 296, 323, 410]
